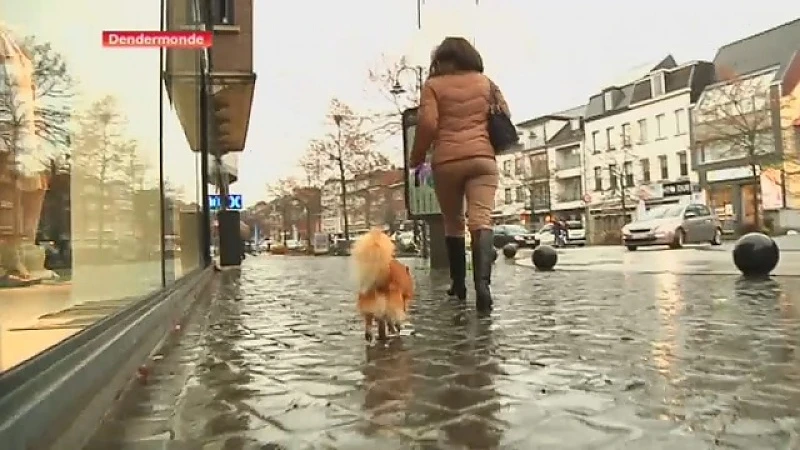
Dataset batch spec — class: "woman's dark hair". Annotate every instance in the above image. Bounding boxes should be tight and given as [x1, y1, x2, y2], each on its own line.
[430, 37, 483, 76]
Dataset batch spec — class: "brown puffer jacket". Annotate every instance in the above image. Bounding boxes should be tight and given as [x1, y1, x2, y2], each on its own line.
[409, 72, 510, 168]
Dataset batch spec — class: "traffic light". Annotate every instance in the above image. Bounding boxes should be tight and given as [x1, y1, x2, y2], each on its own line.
[212, 91, 235, 151]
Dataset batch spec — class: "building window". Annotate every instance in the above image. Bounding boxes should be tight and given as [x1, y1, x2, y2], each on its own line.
[640, 158, 651, 183]
[637, 118, 648, 143]
[515, 186, 525, 202]
[592, 130, 600, 153]
[623, 161, 634, 187]
[529, 153, 548, 179]
[651, 72, 665, 96]
[678, 151, 688, 176]
[504, 188, 512, 204]
[621, 123, 631, 147]
[593, 167, 603, 191]
[656, 114, 665, 139]
[609, 164, 618, 191]
[212, 0, 235, 24]
[674, 109, 686, 135]
[604, 91, 614, 111]
[659, 155, 668, 180]
[502, 160, 512, 176]
[514, 156, 523, 175]
[606, 127, 614, 150]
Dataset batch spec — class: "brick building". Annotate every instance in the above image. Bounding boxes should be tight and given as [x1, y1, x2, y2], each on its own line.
[320, 168, 406, 235]
[264, 187, 322, 243]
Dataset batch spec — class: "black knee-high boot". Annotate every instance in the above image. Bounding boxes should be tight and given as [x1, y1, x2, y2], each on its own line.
[445, 236, 467, 300]
[470, 229, 494, 312]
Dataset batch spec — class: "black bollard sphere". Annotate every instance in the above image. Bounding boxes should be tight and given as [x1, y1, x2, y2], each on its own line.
[732, 232, 779, 277]
[502, 243, 518, 259]
[532, 244, 558, 270]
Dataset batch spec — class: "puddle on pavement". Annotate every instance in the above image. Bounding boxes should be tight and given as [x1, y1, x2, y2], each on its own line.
[86, 257, 800, 449]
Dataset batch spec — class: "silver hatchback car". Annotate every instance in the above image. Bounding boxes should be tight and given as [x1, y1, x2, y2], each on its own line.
[622, 203, 723, 251]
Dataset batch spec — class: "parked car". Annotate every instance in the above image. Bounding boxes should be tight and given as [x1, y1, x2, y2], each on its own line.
[535, 221, 586, 247]
[622, 203, 723, 251]
[566, 220, 587, 246]
[393, 231, 417, 253]
[493, 224, 539, 248]
[285, 239, 306, 251]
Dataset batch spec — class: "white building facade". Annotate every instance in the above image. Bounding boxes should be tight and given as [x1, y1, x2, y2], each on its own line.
[692, 18, 800, 233]
[494, 110, 586, 228]
[583, 58, 713, 224]
[545, 107, 586, 222]
[320, 179, 343, 234]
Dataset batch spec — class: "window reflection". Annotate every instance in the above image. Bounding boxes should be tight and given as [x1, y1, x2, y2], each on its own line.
[0, 0, 207, 371]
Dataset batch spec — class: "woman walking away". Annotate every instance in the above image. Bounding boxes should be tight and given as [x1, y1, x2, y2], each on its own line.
[408, 37, 512, 312]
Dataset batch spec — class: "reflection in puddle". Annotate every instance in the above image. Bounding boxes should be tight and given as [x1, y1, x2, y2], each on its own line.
[652, 271, 683, 420]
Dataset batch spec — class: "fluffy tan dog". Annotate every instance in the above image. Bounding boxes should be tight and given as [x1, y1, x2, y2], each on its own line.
[351, 229, 415, 341]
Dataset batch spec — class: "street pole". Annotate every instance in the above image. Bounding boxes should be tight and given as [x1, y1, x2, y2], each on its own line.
[334, 115, 351, 243]
[414, 65, 429, 259]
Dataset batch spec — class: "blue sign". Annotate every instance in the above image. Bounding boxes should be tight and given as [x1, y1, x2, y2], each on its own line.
[209, 194, 243, 210]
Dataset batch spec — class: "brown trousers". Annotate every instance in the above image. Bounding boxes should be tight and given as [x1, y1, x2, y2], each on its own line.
[433, 157, 498, 237]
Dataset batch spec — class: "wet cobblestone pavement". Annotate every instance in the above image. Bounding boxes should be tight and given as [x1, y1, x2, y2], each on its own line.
[86, 255, 800, 449]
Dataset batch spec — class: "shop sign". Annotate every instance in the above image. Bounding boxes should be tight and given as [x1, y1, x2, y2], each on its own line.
[637, 183, 663, 200]
[209, 194, 243, 210]
[706, 166, 756, 183]
[662, 181, 692, 197]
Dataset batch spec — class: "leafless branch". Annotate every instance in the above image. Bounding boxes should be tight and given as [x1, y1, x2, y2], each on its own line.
[0, 34, 74, 156]
[693, 72, 788, 162]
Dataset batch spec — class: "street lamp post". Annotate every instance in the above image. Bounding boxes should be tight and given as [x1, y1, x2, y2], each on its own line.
[390, 65, 428, 258]
[390, 65, 425, 101]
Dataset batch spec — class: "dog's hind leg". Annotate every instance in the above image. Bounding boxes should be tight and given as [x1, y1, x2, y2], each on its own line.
[376, 319, 388, 341]
[364, 314, 375, 342]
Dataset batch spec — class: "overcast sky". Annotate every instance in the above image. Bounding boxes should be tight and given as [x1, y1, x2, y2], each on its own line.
[239, 1, 794, 205]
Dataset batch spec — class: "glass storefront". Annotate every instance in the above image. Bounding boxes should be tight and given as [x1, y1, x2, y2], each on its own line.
[1, 0, 209, 371]
[707, 184, 736, 233]
[707, 182, 761, 233]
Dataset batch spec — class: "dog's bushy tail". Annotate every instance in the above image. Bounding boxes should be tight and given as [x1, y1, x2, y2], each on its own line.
[351, 229, 394, 293]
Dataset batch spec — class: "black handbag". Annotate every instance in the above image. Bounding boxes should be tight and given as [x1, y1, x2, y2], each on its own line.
[487, 79, 518, 153]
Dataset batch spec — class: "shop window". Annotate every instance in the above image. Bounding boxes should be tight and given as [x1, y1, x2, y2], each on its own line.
[0, 0, 206, 372]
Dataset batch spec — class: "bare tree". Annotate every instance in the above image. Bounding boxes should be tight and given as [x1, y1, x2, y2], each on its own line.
[693, 70, 792, 228]
[71, 95, 140, 249]
[299, 98, 390, 241]
[266, 177, 301, 244]
[298, 141, 330, 188]
[602, 141, 639, 222]
[0, 34, 74, 157]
